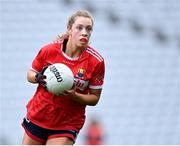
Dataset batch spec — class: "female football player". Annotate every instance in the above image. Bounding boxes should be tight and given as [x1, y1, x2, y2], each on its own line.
[22, 10, 105, 145]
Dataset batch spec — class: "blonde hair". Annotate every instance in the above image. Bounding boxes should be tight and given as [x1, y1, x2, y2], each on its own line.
[57, 10, 94, 41]
[67, 10, 94, 29]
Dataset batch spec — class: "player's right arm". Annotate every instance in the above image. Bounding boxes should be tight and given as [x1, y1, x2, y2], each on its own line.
[27, 68, 47, 87]
[27, 45, 48, 85]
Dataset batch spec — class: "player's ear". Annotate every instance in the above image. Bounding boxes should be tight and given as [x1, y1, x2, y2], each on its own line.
[67, 26, 72, 34]
[67, 29, 71, 36]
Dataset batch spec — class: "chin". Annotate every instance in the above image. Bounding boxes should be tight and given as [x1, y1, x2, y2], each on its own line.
[78, 43, 87, 48]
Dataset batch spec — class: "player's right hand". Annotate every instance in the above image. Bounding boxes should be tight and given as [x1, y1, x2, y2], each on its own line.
[35, 67, 47, 88]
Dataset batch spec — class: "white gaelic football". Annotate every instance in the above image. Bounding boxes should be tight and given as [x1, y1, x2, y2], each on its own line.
[44, 63, 74, 95]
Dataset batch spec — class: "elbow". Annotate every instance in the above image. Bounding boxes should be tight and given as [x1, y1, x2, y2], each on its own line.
[27, 70, 36, 83]
[88, 101, 98, 106]
[27, 72, 32, 83]
[27, 77, 32, 83]
[88, 95, 100, 106]
[90, 103, 97, 106]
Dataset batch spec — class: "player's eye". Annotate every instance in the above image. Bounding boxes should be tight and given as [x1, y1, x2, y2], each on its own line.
[76, 26, 83, 31]
[86, 27, 92, 32]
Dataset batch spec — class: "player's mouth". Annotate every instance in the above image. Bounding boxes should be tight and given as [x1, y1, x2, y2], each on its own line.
[80, 38, 88, 43]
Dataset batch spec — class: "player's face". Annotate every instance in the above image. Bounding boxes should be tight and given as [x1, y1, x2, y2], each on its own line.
[68, 16, 93, 48]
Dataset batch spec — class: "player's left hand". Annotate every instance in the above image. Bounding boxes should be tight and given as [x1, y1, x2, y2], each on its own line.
[59, 83, 76, 97]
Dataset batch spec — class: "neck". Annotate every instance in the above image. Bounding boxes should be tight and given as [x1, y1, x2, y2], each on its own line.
[66, 39, 84, 59]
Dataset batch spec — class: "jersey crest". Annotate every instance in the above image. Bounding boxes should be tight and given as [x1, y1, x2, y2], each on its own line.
[77, 68, 85, 79]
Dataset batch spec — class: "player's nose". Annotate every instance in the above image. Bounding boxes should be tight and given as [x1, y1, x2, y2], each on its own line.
[82, 28, 88, 36]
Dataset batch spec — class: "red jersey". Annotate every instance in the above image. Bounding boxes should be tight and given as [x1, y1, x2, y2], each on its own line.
[26, 40, 105, 131]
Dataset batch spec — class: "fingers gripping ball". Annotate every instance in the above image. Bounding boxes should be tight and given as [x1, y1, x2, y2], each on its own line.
[35, 66, 48, 87]
[44, 63, 74, 95]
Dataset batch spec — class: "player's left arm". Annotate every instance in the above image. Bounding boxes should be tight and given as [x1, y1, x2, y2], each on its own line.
[62, 60, 105, 106]
[62, 88, 102, 106]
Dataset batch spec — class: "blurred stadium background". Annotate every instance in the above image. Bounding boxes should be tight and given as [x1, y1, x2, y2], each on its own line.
[0, 0, 180, 144]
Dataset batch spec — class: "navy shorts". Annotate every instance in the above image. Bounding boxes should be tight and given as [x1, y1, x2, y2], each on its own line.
[22, 117, 78, 143]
